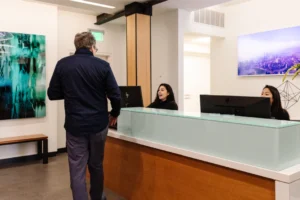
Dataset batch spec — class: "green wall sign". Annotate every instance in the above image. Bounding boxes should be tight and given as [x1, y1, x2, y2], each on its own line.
[91, 31, 104, 42]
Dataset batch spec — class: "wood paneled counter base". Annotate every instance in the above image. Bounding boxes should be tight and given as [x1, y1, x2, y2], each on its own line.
[88, 137, 275, 200]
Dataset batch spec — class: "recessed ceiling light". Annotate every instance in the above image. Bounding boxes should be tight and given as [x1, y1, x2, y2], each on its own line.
[70, 0, 115, 9]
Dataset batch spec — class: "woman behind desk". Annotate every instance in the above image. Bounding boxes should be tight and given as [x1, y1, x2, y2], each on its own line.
[261, 85, 290, 120]
[148, 83, 178, 110]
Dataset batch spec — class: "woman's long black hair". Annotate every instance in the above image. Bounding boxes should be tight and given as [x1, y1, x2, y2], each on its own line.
[154, 83, 176, 103]
[263, 85, 284, 117]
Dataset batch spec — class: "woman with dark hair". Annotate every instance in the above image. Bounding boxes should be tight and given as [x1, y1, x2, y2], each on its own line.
[147, 83, 178, 110]
[261, 85, 290, 120]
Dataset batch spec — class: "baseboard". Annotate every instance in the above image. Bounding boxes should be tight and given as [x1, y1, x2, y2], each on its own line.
[0, 154, 39, 166]
[57, 147, 67, 154]
[0, 148, 67, 166]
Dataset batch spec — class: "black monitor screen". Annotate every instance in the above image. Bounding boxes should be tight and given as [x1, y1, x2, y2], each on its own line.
[200, 95, 271, 119]
[119, 86, 144, 108]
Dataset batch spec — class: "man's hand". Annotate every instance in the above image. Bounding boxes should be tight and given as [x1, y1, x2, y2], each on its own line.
[109, 115, 118, 126]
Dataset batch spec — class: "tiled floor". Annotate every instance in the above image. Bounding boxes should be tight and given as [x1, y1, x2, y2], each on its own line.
[0, 153, 125, 200]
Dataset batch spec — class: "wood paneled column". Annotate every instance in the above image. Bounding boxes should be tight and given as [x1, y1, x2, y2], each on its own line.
[126, 3, 152, 107]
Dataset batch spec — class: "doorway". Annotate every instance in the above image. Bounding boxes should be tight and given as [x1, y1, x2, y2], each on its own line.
[183, 34, 211, 112]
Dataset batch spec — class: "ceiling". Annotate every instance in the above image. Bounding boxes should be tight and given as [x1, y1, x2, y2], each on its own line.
[33, 0, 146, 15]
[31, 0, 233, 17]
[208, 0, 252, 11]
[157, 0, 233, 11]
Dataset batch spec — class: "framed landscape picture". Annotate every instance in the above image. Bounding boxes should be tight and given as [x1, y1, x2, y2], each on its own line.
[0, 31, 46, 120]
[238, 26, 300, 76]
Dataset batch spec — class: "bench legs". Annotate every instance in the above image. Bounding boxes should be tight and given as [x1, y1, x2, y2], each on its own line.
[37, 139, 48, 164]
[37, 140, 42, 160]
[43, 139, 48, 164]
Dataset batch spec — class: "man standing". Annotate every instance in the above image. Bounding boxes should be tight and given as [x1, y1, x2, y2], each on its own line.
[48, 32, 121, 200]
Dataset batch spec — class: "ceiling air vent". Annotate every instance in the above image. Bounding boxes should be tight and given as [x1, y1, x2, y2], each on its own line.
[193, 9, 225, 28]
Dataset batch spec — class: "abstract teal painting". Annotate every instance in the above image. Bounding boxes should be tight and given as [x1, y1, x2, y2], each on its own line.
[0, 31, 46, 120]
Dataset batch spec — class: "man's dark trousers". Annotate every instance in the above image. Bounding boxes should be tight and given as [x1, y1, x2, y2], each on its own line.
[66, 127, 108, 200]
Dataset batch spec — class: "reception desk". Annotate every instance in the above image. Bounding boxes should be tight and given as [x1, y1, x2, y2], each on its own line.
[102, 108, 300, 200]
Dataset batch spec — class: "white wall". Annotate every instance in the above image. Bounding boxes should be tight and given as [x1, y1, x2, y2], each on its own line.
[152, 9, 217, 110]
[160, 9, 224, 111]
[0, 0, 58, 159]
[211, 0, 300, 119]
[178, 9, 186, 110]
[152, 10, 181, 107]
[57, 10, 126, 148]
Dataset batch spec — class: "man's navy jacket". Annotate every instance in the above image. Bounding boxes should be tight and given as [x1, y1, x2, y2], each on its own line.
[48, 48, 121, 135]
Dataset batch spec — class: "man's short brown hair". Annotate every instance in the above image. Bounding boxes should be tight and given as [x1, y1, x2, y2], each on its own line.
[74, 32, 96, 50]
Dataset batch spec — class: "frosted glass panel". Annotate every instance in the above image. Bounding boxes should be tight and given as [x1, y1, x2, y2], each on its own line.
[118, 108, 300, 171]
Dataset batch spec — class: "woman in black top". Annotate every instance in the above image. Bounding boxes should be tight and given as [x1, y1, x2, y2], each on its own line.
[261, 85, 290, 120]
[148, 83, 178, 110]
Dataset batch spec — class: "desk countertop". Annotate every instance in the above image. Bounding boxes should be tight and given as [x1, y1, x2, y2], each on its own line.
[121, 107, 300, 129]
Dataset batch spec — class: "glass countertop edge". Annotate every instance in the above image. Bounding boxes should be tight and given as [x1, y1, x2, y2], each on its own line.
[121, 107, 300, 129]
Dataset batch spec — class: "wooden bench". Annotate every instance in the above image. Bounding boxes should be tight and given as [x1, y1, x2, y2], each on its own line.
[0, 134, 48, 164]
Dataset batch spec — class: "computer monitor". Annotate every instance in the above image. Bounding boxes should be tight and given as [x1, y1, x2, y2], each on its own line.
[200, 95, 271, 119]
[119, 86, 144, 108]
[107, 86, 144, 112]
[109, 86, 143, 130]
